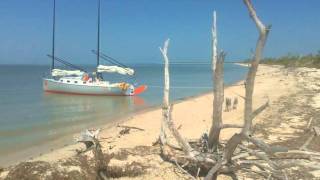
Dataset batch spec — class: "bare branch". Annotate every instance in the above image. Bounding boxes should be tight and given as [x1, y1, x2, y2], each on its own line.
[306, 117, 313, 129]
[159, 38, 170, 108]
[251, 100, 269, 119]
[242, 0, 270, 135]
[224, 133, 244, 162]
[208, 52, 225, 150]
[300, 133, 315, 150]
[221, 124, 243, 129]
[204, 159, 225, 180]
[174, 159, 196, 180]
[212, 11, 218, 71]
[117, 124, 145, 131]
[207, 11, 225, 150]
[245, 135, 289, 154]
[243, 0, 267, 34]
[159, 39, 194, 157]
[238, 144, 279, 170]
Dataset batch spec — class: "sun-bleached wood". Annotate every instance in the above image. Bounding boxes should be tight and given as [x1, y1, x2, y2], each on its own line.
[212, 11, 218, 72]
[242, 0, 270, 135]
[208, 11, 225, 151]
[208, 52, 225, 150]
[159, 39, 194, 157]
[205, 0, 271, 179]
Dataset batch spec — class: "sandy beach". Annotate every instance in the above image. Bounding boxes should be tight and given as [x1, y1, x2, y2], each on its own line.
[2, 64, 320, 179]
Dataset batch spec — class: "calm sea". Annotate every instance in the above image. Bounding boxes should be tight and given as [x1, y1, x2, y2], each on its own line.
[0, 63, 247, 165]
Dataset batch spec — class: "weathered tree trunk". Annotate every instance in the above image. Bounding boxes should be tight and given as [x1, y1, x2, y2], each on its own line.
[93, 138, 109, 180]
[208, 11, 225, 151]
[225, 0, 271, 161]
[208, 53, 225, 150]
[241, 0, 270, 135]
[207, 52, 224, 148]
[205, 1, 270, 179]
[159, 39, 194, 157]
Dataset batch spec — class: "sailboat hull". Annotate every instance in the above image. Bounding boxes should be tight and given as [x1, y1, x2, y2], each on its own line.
[43, 78, 133, 96]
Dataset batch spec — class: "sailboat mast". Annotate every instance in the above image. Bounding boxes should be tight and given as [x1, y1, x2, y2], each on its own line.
[97, 0, 101, 67]
[51, 0, 56, 70]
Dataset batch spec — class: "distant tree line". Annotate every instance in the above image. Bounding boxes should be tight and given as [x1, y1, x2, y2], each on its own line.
[244, 51, 320, 68]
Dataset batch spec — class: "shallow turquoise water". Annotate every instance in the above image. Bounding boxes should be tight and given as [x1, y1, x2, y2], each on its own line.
[0, 63, 247, 165]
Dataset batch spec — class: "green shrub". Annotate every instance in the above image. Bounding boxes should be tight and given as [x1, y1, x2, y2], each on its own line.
[244, 51, 320, 68]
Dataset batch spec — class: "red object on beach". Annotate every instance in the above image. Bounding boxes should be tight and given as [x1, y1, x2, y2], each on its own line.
[133, 85, 147, 96]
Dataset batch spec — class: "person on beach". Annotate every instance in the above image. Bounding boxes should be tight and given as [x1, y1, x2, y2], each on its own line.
[233, 97, 238, 110]
[225, 97, 232, 112]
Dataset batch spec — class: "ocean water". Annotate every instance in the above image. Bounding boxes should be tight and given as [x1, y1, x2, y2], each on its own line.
[0, 63, 247, 165]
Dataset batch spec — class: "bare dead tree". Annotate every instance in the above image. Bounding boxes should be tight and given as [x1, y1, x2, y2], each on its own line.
[208, 11, 242, 151]
[205, 0, 271, 179]
[159, 39, 195, 157]
[208, 11, 225, 151]
[242, 0, 271, 136]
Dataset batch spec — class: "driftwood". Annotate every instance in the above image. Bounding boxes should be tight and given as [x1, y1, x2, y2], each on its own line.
[300, 126, 320, 150]
[306, 117, 313, 130]
[241, 0, 271, 135]
[76, 129, 100, 150]
[159, 39, 195, 157]
[117, 125, 145, 136]
[75, 129, 110, 179]
[117, 124, 145, 131]
[207, 11, 225, 151]
[205, 2, 272, 178]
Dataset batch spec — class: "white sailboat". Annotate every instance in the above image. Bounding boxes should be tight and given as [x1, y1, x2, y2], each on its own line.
[43, 0, 147, 96]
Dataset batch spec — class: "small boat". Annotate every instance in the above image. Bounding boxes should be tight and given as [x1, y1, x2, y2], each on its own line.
[43, 0, 147, 96]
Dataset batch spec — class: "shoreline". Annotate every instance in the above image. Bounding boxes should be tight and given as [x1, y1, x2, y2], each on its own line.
[28, 79, 248, 165]
[4, 64, 320, 179]
[0, 75, 245, 168]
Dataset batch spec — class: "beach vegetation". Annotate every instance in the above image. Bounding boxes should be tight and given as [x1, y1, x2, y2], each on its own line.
[261, 52, 320, 68]
[243, 51, 320, 68]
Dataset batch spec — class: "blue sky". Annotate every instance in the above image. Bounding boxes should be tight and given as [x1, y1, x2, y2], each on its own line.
[0, 0, 319, 65]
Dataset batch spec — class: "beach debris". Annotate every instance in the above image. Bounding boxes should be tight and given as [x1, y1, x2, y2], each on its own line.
[117, 124, 145, 131]
[301, 126, 320, 151]
[119, 127, 131, 136]
[75, 128, 109, 179]
[100, 136, 112, 140]
[75, 128, 101, 152]
[117, 124, 145, 137]
[306, 117, 313, 130]
[4, 145, 161, 179]
[314, 126, 320, 136]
